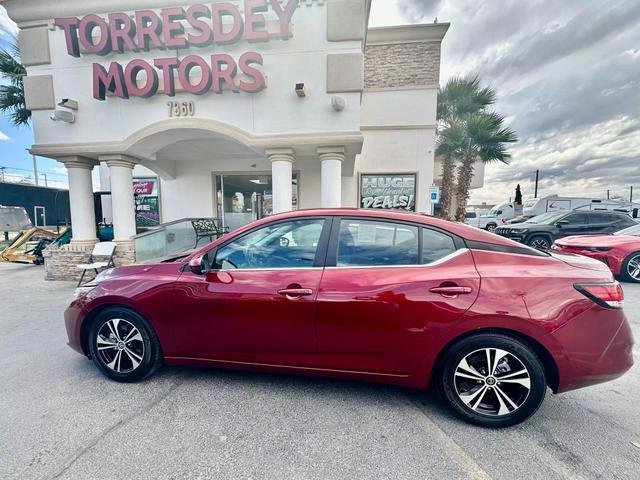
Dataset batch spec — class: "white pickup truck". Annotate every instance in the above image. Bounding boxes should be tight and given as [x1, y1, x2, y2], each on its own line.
[476, 202, 514, 232]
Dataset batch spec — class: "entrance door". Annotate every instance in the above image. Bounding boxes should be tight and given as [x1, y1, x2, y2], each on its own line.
[215, 174, 299, 231]
[171, 217, 328, 366]
[34, 206, 46, 227]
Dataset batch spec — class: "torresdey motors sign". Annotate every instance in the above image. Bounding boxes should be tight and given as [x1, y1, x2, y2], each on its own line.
[53, 1, 298, 100]
[360, 174, 416, 211]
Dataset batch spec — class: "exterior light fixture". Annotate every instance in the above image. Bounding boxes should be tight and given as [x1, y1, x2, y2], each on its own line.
[58, 98, 79, 110]
[50, 110, 75, 123]
[295, 83, 306, 97]
[331, 95, 345, 111]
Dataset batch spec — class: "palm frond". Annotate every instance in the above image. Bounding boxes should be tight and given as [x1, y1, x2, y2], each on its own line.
[0, 37, 31, 127]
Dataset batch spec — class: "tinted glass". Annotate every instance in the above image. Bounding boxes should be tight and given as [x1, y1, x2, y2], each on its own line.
[422, 229, 457, 264]
[562, 213, 587, 225]
[337, 219, 419, 266]
[589, 212, 619, 224]
[214, 219, 324, 270]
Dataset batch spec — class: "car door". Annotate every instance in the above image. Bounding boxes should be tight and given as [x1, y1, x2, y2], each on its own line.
[588, 212, 631, 234]
[555, 213, 588, 238]
[315, 217, 480, 375]
[171, 217, 330, 367]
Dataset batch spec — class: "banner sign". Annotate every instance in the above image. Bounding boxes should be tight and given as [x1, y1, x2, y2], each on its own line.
[53, 0, 299, 100]
[360, 174, 416, 211]
[133, 178, 160, 227]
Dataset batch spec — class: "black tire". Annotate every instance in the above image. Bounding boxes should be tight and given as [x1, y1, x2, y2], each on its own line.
[620, 251, 640, 283]
[486, 223, 497, 233]
[88, 307, 162, 382]
[527, 235, 551, 250]
[439, 334, 547, 428]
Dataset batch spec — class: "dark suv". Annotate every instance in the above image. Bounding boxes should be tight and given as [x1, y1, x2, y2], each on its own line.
[494, 211, 636, 249]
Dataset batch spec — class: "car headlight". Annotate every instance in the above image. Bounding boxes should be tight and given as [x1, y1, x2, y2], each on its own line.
[73, 284, 97, 299]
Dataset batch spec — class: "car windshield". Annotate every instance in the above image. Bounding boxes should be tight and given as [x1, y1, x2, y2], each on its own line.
[614, 224, 640, 236]
[524, 212, 566, 225]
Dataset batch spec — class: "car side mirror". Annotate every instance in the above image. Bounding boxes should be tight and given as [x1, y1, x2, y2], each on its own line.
[188, 254, 209, 275]
[556, 220, 569, 227]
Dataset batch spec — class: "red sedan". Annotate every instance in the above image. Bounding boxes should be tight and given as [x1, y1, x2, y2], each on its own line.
[552, 224, 640, 283]
[65, 209, 634, 427]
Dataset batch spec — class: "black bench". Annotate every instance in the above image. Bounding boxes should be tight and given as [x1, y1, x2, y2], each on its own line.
[191, 218, 229, 248]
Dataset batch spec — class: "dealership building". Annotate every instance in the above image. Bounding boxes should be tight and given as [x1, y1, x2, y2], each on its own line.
[3, 0, 449, 274]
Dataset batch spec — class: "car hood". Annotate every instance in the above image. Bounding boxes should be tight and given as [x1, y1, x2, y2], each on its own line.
[555, 235, 640, 247]
[94, 262, 181, 282]
[548, 251, 612, 273]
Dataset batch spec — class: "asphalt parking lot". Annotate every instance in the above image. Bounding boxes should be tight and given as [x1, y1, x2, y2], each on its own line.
[1, 262, 639, 480]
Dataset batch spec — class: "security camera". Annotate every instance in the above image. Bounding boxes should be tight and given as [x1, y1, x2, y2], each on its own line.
[295, 83, 306, 97]
[57, 98, 78, 110]
[50, 109, 75, 123]
[331, 95, 345, 111]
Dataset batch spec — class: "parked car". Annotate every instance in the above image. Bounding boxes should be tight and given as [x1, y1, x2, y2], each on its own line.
[66, 208, 633, 427]
[494, 210, 636, 250]
[464, 211, 482, 228]
[476, 202, 514, 231]
[552, 223, 640, 283]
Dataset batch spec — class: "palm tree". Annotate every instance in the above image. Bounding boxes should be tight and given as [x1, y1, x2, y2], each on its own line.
[436, 76, 496, 219]
[0, 37, 30, 127]
[436, 76, 517, 221]
[451, 112, 518, 221]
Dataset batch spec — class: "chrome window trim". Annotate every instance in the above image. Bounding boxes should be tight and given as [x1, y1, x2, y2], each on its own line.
[217, 266, 322, 272]
[325, 248, 469, 270]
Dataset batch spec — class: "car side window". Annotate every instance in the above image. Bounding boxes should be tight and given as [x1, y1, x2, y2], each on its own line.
[214, 219, 325, 270]
[589, 213, 616, 224]
[337, 219, 419, 267]
[562, 213, 587, 225]
[422, 229, 457, 264]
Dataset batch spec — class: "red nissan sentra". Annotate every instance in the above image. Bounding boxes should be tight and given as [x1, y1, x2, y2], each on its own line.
[65, 209, 634, 427]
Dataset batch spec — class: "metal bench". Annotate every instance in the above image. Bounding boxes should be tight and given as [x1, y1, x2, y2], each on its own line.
[191, 218, 228, 248]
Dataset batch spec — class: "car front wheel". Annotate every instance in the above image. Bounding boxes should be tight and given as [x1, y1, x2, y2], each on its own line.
[527, 235, 551, 249]
[439, 334, 547, 427]
[88, 307, 162, 382]
[621, 252, 640, 283]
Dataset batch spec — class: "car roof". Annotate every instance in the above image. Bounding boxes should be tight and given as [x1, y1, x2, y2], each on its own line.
[265, 208, 520, 246]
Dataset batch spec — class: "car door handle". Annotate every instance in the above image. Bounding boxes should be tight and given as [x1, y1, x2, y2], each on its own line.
[277, 288, 313, 297]
[429, 286, 473, 297]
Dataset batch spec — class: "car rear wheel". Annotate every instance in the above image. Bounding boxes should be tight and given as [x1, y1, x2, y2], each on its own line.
[88, 307, 162, 382]
[621, 252, 640, 283]
[439, 334, 547, 427]
[527, 235, 551, 249]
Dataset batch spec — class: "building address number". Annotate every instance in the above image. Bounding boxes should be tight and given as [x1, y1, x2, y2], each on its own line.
[167, 101, 195, 117]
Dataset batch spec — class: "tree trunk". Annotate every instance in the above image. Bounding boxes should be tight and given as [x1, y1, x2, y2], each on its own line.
[438, 157, 456, 219]
[454, 157, 476, 222]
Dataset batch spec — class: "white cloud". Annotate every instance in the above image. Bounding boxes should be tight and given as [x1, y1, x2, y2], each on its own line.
[0, 130, 10, 141]
[0, 6, 18, 37]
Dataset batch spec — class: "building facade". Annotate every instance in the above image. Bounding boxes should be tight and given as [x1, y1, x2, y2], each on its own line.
[3, 0, 448, 272]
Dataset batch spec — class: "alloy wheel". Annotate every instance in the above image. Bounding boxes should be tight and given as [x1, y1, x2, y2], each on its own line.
[627, 255, 640, 280]
[530, 238, 550, 249]
[454, 348, 531, 416]
[96, 318, 145, 373]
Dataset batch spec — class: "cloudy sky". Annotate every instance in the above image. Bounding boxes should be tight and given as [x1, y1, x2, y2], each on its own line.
[1, 1, 640, 201]
[371, 0, 640, 204]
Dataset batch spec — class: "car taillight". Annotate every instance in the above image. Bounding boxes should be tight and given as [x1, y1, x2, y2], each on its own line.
[574, 282, 624, 309]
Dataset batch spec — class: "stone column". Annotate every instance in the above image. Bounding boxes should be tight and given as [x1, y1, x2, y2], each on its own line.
[100, 155, 137, 243]
[59, 156, 98, 245]
[318, 146, 345, 208]
[266, 148, 295, 214]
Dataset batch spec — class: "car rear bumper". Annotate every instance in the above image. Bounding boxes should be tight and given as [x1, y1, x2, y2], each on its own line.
[550, 306, 634, 393]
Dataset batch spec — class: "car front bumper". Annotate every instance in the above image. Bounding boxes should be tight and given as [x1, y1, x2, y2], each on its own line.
[64, 298, 90, 355]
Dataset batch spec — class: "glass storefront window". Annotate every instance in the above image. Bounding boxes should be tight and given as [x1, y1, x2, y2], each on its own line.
[215, 174, 299, 231]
